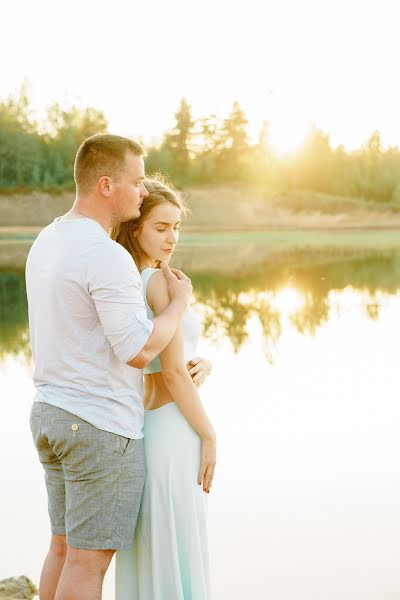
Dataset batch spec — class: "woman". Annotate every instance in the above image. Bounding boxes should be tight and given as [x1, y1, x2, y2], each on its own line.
[111, 177, 217, 600]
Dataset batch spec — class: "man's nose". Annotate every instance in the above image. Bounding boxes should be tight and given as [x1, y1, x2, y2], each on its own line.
[141, 183, 149, 198]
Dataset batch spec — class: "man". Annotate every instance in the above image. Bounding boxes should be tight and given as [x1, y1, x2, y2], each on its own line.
[26, 134, 193, 600]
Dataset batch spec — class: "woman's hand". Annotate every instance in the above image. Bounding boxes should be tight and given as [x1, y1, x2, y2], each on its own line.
[199, 433, 217, 494]
[187, 357, 212, 388]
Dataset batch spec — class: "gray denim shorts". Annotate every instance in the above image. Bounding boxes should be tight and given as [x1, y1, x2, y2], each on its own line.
[29, 402, 145, 550]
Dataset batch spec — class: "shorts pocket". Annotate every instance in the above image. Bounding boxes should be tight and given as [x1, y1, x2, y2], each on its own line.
[52, 418, 91, 426]
[119, 436, 131, 456]
[49, 419, 106, 461]
[29, 403, 42, 437]
[29, 415, 41, 442]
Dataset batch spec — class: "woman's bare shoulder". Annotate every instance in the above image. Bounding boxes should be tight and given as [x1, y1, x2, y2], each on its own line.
[146, 268, 167, 290]
[146, 269, 169, 312]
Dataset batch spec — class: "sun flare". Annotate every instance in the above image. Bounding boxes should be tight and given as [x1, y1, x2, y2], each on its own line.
[268, 117, 312, 157]
[273, 288, 305, 314]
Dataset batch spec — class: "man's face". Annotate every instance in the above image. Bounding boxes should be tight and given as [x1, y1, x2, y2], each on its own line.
[112, 153, 148, 222]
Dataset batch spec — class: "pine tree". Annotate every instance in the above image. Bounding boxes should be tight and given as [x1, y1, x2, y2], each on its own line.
[217, 102, 250, 182]
[163, 98, 195, 182]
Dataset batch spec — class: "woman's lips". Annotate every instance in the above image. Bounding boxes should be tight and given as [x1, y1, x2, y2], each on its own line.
[162, 249, 173, 254]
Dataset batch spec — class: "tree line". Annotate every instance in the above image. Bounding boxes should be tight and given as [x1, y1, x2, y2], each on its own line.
[1, 87, 400, 203]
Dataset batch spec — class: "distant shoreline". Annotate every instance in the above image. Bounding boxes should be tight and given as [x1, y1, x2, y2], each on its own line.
[2, 186, 400, 270]
[3, 224, 400, 238]
[2, 228, 400, 272]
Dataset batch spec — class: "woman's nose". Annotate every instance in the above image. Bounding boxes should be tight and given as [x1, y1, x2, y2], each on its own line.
[167, 231, 178, 244]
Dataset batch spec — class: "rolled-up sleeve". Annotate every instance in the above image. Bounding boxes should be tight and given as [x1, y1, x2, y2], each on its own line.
[88, 243, 153, 363]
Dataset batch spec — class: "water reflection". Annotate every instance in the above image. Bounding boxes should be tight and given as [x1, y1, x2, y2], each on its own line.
[3, 247, 400, 599]
[2, 248, 400, 359]
[289, 290, 329, 336]
[0, 271, 30, 359]
[193, 249, 400, 353]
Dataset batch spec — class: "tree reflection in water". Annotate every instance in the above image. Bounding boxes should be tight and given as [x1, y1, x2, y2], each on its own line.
[0, 271, 30, 360]
[1, 248, 400, 358]
[191, 249, 400, 353]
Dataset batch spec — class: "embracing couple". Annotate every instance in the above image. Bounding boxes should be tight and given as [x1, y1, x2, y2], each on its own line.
[26, 134, 216, 600]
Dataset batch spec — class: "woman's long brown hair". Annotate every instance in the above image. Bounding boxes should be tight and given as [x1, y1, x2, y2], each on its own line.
[110, 174, 187, 271]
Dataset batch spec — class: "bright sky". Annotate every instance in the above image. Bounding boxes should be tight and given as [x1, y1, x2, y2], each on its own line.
[2, 0, 399, 155]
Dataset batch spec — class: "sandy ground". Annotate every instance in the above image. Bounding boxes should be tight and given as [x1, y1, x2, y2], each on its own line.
[2, 188, 400, 231]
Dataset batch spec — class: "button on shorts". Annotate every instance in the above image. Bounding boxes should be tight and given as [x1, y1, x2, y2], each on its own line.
[29, 402, 145, 550]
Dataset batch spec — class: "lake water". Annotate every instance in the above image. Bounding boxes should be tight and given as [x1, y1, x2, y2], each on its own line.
[1, 239, 400, 600]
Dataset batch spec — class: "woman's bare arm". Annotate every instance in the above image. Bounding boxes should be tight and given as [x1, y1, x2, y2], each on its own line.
[148, 270, 216, 493]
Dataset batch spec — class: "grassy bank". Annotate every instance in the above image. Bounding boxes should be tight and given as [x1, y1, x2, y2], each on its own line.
[2, 228, 400, 272]
[2, 228, 400, 247]
[179, 229, 400, 248]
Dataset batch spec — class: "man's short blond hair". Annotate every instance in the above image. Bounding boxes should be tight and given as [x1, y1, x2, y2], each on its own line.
[74, 134, 144, 194]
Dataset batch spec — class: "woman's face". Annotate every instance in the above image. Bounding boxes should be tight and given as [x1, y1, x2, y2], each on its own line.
[136, 202, 181, 266]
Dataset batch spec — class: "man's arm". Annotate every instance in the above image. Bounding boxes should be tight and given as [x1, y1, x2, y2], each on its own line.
[89, 245, 191, 369]
[127, 262, 192, 368]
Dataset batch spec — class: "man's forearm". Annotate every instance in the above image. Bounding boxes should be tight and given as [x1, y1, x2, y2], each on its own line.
[146, 300, 186, 357]
[127, 300, 185, 368]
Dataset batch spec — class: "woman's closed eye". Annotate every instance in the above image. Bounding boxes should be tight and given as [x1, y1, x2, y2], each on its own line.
[156, 227, 180, 232]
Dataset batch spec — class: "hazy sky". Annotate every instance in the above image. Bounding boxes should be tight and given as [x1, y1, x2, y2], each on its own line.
[2, 0, 399, 154]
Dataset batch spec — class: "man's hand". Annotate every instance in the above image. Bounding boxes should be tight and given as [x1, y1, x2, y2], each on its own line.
[160, 262, 192, 307]
[187, 357, 212, 388]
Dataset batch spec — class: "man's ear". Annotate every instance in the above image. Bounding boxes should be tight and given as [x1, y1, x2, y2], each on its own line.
[98, 176, 112, 196]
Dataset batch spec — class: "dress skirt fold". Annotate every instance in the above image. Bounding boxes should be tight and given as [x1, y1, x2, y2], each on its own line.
[115, 402, 210, 600]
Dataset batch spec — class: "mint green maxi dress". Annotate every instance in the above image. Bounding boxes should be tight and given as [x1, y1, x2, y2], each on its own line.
[115, 268, 210, 600]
